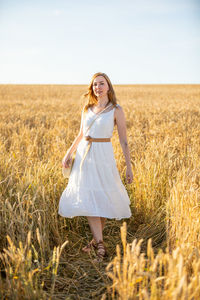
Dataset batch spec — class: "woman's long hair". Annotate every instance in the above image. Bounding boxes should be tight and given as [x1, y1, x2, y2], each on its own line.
[82, 72, 118, 112]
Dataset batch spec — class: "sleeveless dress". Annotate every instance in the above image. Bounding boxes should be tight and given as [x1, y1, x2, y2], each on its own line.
[58, 104, 132, 220]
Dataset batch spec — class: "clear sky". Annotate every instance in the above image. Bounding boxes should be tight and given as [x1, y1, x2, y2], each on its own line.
[0, 0, 200, 84]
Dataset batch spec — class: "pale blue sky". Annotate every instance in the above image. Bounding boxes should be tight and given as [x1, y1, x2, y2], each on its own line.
[0, 0, 200, 84]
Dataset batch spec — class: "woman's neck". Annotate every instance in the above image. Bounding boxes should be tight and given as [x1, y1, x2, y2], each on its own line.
[96, 97, 109, 108]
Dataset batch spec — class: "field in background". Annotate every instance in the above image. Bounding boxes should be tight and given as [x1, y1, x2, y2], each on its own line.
[0, 84, 200, 299]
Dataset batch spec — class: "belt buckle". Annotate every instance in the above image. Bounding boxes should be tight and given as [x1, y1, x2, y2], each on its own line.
[85, 135, 92, 141]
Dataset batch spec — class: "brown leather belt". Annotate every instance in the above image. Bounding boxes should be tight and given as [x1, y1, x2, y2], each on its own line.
[80, 135, 111, 172]
[85, 136, 111, 143]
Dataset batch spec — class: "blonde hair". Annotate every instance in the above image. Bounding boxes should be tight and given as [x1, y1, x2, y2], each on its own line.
[82, 72, 118, 112]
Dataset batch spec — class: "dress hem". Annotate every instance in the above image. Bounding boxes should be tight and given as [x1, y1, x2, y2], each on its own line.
[58, 212, 131, 220]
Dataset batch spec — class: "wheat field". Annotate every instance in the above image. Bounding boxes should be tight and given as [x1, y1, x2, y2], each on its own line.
[0, 84, 200, 299]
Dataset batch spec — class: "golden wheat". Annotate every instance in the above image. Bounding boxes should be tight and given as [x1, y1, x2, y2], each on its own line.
[0, 84, 200, 299]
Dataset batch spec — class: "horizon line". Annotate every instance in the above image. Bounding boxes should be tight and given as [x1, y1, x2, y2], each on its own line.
[0, 83, 200, 85]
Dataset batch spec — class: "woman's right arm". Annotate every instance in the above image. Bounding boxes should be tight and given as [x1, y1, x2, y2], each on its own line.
[62, 107, 85, 168]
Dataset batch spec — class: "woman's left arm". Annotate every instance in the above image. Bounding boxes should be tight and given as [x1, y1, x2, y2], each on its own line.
[115, 105, 133, 184]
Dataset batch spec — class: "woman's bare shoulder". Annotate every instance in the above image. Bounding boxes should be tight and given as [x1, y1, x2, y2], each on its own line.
[82, 104, 88, 113]
[115, 104, 124, 115]
[114, 104, 124, 124]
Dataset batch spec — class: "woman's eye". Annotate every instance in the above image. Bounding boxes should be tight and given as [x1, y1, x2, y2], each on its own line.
[93, 82, 104, 86]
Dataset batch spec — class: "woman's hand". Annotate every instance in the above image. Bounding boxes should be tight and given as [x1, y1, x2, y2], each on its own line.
[126, 166, 133, 184]
[62, 153, 72, 168]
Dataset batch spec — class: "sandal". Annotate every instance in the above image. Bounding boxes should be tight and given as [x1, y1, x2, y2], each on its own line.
[82, 239, 97, 253]
[93, 240, 108, 262]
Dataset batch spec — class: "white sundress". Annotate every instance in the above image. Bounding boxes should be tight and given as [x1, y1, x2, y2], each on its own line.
[58, 104, 132, 220]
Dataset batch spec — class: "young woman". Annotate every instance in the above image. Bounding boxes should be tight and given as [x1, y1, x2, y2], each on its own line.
[59, 72, 133, 262]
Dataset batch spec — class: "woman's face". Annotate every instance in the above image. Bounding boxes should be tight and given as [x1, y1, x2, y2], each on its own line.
[92, 76, 109, 98]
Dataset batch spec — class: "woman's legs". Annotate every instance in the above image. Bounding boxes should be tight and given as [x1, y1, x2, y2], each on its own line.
[87, 216, 107, 242]
[84, 216, 108, 259]
[100, 217, 106, 232]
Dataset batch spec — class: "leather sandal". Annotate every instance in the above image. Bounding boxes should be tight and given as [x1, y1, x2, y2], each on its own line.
[93, 240, 108, 262]
[82, 239, 97, 253]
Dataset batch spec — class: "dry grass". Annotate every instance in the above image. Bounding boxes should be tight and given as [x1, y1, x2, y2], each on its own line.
[106, 222, 200, 300]
[0, 84, 200, 299]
